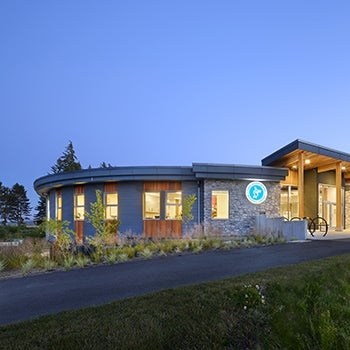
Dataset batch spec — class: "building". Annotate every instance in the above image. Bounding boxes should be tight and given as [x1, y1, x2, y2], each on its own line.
[33, 139, 350, 240]
[262, 139, 350, 231]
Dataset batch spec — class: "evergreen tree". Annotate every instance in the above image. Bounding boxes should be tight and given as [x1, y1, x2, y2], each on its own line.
[34, 195, 46, 225]
[9, 183, 32, 225]
[0, 182, 11, 226]
[51, 141, 82, 173]
[99, 162, 113, 168]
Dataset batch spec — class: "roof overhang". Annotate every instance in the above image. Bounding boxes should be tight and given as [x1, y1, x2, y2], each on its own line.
[193, 163, 288, 181]
[34, 166, 195, 195]
[262, 139, 350, 177]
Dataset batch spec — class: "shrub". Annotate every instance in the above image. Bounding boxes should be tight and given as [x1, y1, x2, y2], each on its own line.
[0, 259, 6, 272]
[63, 256, 75, 270]
[42, 258, 58, 271]
[116, 253, 129, 262]
[139, 248, 153, 259]
[105, 250, 119, 264]
[75, 255, 90, 268]
[21, 259, 36, 275]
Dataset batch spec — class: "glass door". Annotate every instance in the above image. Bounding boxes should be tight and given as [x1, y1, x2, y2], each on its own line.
[319, 184, 344, 230]
[280, 185, 299, 219]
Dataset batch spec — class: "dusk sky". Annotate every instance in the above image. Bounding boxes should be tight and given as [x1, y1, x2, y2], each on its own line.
[1, 1, 350, 211]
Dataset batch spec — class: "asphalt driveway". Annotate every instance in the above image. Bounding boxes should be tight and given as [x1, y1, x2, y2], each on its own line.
[1, 239, 350, 326]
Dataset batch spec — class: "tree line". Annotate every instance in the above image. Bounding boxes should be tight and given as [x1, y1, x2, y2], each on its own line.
[1, 141, 87, 227]
[0, 182, 31, 226]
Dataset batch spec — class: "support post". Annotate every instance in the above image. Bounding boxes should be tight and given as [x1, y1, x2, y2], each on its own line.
[298, 152, 304, 218]
[336, 162, 343, 231]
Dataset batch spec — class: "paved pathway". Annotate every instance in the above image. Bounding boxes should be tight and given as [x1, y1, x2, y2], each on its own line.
[1, 239, 350, 326]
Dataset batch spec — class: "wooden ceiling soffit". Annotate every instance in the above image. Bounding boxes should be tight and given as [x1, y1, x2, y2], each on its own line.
[317, 162, 338, 173]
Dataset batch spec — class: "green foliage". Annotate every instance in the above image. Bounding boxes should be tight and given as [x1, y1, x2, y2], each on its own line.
[40, 219, 76, 262]
[181, 194, 197, 228]
[116, 252, 129, 262]
[139, 247, 153, 259]
[50, 140, 82, 174]
[34, 196, 46, 226]
[85, 190, 120, 255]
[85, 190, 105, 237]
[21, 258, 36, 275]
[75, 255, 90, 268]
[8, 183, 32, 225]
[63, 256, 75, 270]
[0, 259, 6, 272]
[5, 255, 350, 349]
[0, 182, 31, 226]
[42, 258, 58, 271]
[105, 250, 119, 264]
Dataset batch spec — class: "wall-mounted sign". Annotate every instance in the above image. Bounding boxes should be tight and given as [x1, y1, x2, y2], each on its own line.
[246, 181, 267, 204]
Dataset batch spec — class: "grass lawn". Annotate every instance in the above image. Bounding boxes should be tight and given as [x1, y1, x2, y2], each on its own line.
[2, 254, 350, 349]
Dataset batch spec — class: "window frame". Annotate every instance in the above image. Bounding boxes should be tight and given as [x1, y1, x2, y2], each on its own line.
[143, 191, 161, 220]
[104, 192, 118, 220]
[55, 193, 62, 221]
[165, 191, 182, 220]
[74, 193, 85, 221]
[211, 190, 229, 219]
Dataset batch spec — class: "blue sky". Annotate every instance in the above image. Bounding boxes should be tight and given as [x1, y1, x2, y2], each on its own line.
[1, 0, 350, 210]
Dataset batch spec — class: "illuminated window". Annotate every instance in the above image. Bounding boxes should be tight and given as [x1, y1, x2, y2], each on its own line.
[143, 192, 160, 219]
[105, 193, 118, 219]
[166, 191, 182, 220]
[56, 193, 62, 221]
[212, 190, 229, 219]
[74, 194, 85, 220]
[280, 186, 299, 219]
[46, 196, 50, 220]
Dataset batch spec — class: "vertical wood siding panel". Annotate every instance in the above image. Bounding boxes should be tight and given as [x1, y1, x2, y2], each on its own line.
[104, 182, 118, 193]
[74, 185, 84, 240]
[74, 185, 84, 195]
[75, 221, 84, 243]
[144, 181, 181, 191]
[144, 220, 182, 238]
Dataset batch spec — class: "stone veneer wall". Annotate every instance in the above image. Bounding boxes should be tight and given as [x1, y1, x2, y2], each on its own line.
[345, 187, 350, 230]
[203, 179, 281, 236]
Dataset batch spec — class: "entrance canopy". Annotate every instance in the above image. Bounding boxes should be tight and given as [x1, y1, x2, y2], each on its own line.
[262, 139, 350, 176]
[262, 139, 350, 230]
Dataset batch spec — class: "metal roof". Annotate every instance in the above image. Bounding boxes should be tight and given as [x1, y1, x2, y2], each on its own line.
[261, 139, 350, 175]
[34, 163, 288, 195]
[192, 163, 288, 181]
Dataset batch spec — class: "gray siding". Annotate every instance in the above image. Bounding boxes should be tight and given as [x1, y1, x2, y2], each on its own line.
[118, 182, 143, 235]
[61, 186, 74, 226]
[49, 191, 55, 220]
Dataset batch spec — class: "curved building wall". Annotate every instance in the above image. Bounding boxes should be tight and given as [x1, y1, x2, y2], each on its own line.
[34, 164, 288, 239]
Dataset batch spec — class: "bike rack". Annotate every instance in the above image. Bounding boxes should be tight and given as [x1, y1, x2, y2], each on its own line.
[289, 216, 328, 237]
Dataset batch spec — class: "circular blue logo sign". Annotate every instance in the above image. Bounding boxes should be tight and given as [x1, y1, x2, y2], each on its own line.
[246, 182, 267, 204]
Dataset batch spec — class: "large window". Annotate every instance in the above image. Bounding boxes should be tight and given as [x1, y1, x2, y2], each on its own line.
[280, 186, 298, 220]
[74, 194, 85, 220]
[166, 191, 182, 220]
[46, 196, 50, 220]
[56, 192, 62, 221]
[212, 190, 229, 219]
[105, 192, 118, 220]
[143, 192, 160, 219]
